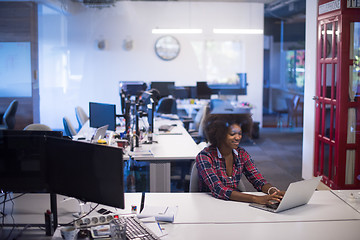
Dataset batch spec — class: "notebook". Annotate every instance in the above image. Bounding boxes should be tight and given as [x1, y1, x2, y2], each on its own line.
[91, 125, 109, 143]
[249, 176, 322, 213]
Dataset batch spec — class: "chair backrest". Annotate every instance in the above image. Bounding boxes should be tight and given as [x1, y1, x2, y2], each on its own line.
[24, 124, 52, 131]
[155, 97, 177, 115]
[63, 117, 77, 137]
[1, 100, 19, 129]
[75, 106, 89, 128]
[189, 161, 199, 192]
[197, 105, 210, 139]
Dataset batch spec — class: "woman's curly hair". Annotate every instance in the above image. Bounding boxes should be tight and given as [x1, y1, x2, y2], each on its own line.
[203, 113, 253, 147]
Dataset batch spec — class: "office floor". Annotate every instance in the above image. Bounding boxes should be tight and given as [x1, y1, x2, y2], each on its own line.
[171, 124, 304, 193]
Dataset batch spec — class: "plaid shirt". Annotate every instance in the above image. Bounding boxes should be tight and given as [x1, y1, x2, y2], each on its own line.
[196, 145, 267, 200]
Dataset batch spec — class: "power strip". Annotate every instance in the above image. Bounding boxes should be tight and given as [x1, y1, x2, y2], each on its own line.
[74, 212, 122, 228]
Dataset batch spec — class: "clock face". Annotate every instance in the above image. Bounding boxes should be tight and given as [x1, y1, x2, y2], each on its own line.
[154, 36, 180, 61]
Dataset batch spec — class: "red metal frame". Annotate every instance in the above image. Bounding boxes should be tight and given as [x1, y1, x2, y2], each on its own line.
[315, 0, 360, 189]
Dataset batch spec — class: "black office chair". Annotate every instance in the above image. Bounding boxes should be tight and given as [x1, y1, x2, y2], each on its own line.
[155, 97, 178, 115]
[0, 100, 19, 130]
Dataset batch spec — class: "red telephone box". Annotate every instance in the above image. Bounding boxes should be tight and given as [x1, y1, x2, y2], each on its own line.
[314, 0, 360, 189]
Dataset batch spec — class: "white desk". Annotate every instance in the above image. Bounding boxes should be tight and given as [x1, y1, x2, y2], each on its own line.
[144, 191, 360, 224]
[3, 192, 360, 240]
[331, 189, 360, 213]
[163, 220, 360, 240]
[125, 118, 200, 192]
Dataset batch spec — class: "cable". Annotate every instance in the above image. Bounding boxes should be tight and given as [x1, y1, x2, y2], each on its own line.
[3, 194, 16, 240]
[1, 193, 27, 204]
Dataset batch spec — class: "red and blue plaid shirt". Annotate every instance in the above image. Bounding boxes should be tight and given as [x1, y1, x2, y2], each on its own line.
[196, 145, 267, 200]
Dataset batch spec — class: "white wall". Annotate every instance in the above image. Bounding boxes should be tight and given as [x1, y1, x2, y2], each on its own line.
[38, 1, 264, 130]
[302, 0, 317, 179]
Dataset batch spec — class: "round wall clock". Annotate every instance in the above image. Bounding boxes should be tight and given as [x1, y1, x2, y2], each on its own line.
[154, 35, 180, 61]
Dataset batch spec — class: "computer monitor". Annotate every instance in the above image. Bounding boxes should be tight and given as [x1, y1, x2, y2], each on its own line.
[196, 82, 213, 99]
[89, 102, 116, 131]
[0, 130, 63, 193]
[173, 87, 189, 99]
[119, 81, 147, 97]
[46, 137, 125, 209]
[150, 81, 175, 98]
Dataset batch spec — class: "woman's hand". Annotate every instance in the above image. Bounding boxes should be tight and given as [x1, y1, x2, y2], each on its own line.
[253, 192, 283, 205]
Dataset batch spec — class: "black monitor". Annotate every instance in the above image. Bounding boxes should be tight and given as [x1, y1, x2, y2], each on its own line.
[196, 82, 213, 99]
[0, 130, 63, 193]
[46, 137, 125, 209]
[173, 87, 189, 99]
[89, 102, 116, 131]
[150, 81, 175, 98]
[119, 81, 147, 97]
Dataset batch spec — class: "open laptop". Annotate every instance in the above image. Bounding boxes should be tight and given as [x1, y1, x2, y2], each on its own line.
[91, 125, 109, 143]
[249, 176, 322, 213]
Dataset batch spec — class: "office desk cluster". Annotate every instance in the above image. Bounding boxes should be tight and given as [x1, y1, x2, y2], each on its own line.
[75, 117, 201, 193]
[2, 190, 360, 240]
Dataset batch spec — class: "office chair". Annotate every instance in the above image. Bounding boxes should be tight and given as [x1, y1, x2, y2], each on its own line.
[287, 95, 303, 127]
[0, 100, 19, 130]
[188, 105, 210, 143]
[24, 123, 52, 131]
[155, 97, 177, 115]
[75, 106, 89, 129]
[63, 117, 77, 138]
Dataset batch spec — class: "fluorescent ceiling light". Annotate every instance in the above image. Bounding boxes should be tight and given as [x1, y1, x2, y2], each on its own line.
[152, 29, 203, 34]
[213, 29, 264, 34]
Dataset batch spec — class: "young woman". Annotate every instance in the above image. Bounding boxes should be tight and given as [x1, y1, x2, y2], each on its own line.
[196, 114, 285, 204]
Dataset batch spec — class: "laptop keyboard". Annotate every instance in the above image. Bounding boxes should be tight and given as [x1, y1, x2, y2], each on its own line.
[265, 201, 280, 210]
[125, 215, 160, 240]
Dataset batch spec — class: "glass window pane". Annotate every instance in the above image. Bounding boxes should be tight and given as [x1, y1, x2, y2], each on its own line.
[345, 150, 356, 185]
[324, 143, 330, 177]
[331, 105, 336, 141]
[325, 64, 332, 98]
[319, 103, 323, 136]
[321, 24, 325, 59]
[350, 22, 360, 101]
[320, 64, 325, 97]
[334, 63, 337, 99]
[326, 23, 333, 58]
[0, 42, 32, 97]
[325, 104, 331, 139]
[347, 108, 356, 144]
[334, 21, 338, 58]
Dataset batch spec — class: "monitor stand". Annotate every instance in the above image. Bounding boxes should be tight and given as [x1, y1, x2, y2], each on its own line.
[50, 193, 58, 232]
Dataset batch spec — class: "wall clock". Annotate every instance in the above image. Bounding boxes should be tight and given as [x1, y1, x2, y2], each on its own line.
[154, 35, 180, 61]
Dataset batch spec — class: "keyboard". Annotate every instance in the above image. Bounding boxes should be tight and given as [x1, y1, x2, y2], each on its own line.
[125, 215, 160, 240]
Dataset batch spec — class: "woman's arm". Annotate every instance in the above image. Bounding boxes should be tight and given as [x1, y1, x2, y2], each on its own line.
[230, 183, 283, 204]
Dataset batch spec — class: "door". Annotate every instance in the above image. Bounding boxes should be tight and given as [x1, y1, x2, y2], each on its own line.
[0, 2, 39, 129]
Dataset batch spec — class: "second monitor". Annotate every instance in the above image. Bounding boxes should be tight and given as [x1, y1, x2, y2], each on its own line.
[89, 102, 116, 131]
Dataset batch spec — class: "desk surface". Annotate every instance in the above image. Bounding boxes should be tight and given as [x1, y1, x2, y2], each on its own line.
[127, 118, 200, 161]
[163, 220, 360, 240]
[2, 192, 360, 240]
[144, 191, 360, 224]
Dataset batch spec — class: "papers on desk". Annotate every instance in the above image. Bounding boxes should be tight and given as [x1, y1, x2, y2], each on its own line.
[137, 205, 178, 222]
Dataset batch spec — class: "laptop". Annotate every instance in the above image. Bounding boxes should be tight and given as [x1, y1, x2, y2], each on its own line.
[249, 176, 322, 213]
[91, 125, 109, 143]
